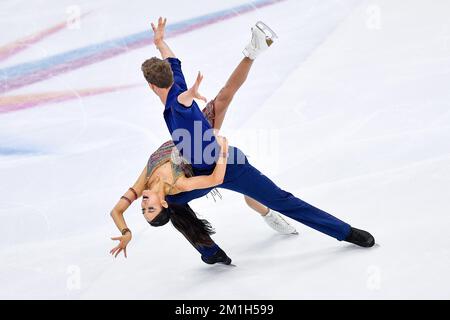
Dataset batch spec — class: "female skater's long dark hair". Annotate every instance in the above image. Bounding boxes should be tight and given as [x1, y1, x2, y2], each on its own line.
[163, 203, 215, 247]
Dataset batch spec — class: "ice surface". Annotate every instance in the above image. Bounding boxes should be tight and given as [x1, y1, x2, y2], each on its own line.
[1, 0, 449, 299]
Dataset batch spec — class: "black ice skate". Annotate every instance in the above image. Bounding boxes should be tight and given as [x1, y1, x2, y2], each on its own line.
[345, 227, 375, 248]
[201, 248, 232, 265]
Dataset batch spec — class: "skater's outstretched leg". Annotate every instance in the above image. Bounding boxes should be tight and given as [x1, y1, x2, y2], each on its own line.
[211, 22, 281, 225]
[219, 157, 375, 247]
[213, 21, 277, 130]
[213, 57, 253, 130]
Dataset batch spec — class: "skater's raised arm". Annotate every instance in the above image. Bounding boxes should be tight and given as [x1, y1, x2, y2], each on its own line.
[109, 166, 146, 258]
[151, 17, 189, 90]
[151, 17, 175, 59]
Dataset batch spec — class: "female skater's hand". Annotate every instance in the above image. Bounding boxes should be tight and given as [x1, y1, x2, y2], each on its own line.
[216, 135, 228, 151]
[110, 233, 132, 258]
[188, 72, 208, 103]
[176, 135, 229, 191]
[216, 135, 229, 164]
[151, 17, 166, 45]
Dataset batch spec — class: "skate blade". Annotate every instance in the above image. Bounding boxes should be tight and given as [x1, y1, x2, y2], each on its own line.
[214, 262, 237, 267]
[279, 231, 298, 235]
[256, 21, 278, 41]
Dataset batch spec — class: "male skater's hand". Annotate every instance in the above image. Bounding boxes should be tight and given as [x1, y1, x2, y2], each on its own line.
[151, 17, 167, 46]
[110, 233, 132, 258]
[188, 72, 208, 103]
[178, 72, 208, 106]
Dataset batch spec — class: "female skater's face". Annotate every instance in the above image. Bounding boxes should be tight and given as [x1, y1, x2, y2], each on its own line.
[141, 190, 167, 222]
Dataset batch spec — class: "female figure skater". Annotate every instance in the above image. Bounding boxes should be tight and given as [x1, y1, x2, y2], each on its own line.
[109, 19, 297, 265]
[110, 18, 375, 265]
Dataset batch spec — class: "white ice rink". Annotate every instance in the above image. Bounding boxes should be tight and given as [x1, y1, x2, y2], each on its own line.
[1, 0, 450, 299]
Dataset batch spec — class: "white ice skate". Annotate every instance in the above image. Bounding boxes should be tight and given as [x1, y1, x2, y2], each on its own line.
[243, 21, 278, 60]
[263, 209, 298, 235]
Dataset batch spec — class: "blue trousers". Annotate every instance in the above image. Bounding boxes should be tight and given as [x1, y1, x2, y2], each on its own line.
[167, 147, 352, 257]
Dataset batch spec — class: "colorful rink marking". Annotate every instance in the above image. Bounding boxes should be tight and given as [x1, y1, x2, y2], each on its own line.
[0, 0, 286, 94]
[0, 84, 137, 114]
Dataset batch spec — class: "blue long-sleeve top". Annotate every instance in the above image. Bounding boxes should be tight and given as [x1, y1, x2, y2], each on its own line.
[163, 58, 218, 170]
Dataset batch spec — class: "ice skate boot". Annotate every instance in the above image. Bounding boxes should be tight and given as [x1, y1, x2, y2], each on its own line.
[201, 248, 232, 265]
[243, 21, 278, 60]
[344, 227, 375, 247]
[263, 209, 298, 235]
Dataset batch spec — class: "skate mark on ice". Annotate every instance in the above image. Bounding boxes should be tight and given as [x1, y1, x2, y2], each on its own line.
[0, 11, 92, 63]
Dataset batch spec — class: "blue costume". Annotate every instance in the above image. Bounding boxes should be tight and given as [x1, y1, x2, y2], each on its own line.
[164, 58, 219, 170]
[163, 58, 352, 258]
